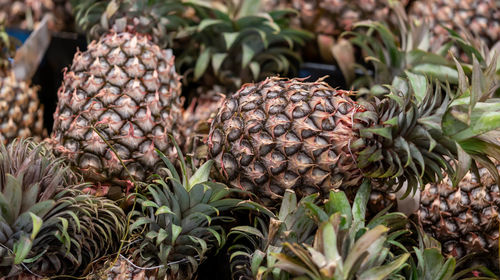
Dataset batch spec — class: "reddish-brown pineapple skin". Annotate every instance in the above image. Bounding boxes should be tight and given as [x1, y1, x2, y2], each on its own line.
[51, 32, 183, 184]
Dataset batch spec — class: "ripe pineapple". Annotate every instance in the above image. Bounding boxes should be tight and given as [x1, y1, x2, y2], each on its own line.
[50, 0, 184, 186]
[409, 0, 500, 48]
[417, 165, 500, 269]
[0, 26, 44, 145]
[0, 139, 126, 278]
[50, 32, 182, 184]
[207, 62, 500, 206]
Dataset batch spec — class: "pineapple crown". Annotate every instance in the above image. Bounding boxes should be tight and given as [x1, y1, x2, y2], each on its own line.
[227, 180, 409, 280]
[72, 0, 312, 92]
[351, 54, 500, 197]
[346, 2, 500, 96]
[0, 139, 126, 277]
[397, 225, 499, 279]
[344, 3, 458, 92]
[72, 0, 188, 48]
[177, 0, 313, 92]
[272, 180, 410, 279]
[228, 189, 318, 280]
[228, 180, 494, 279]
[129, 140, 242, 279]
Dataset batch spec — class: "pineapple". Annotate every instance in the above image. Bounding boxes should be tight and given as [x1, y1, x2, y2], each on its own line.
[409, 0, 500, 49]
[0, 139, 126, 277]
[207, 57, 500, 206]
[0, 25, 44, 145]
[50, 0, 184, 187]
[126, 146, 243, 279]
[0, 75, 44, 145]
[417, 165, 500, 271]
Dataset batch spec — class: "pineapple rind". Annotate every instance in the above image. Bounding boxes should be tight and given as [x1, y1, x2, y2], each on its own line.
[0, 139, 126, 277]
[418, 165, 500, 263]
[0, 74, 45, 145]
[51, 31, 183, 184]
[409, 0, 500, 48]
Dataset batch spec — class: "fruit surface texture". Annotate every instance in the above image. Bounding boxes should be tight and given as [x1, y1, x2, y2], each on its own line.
[0, 74, 44, 144]
[409, 0, 500, 47]
[51, 31, 183, 183]
[418, 165, 500, 260]
[208, 77, 363, 205]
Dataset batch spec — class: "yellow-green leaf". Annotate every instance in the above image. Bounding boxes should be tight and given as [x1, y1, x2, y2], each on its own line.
[223, 32, 239, 50]
[28, 212, 43, 240]
[194, 48, 211, 81]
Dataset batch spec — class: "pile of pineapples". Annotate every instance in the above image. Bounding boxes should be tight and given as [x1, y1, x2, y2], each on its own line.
[1, 0, 500, 279]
